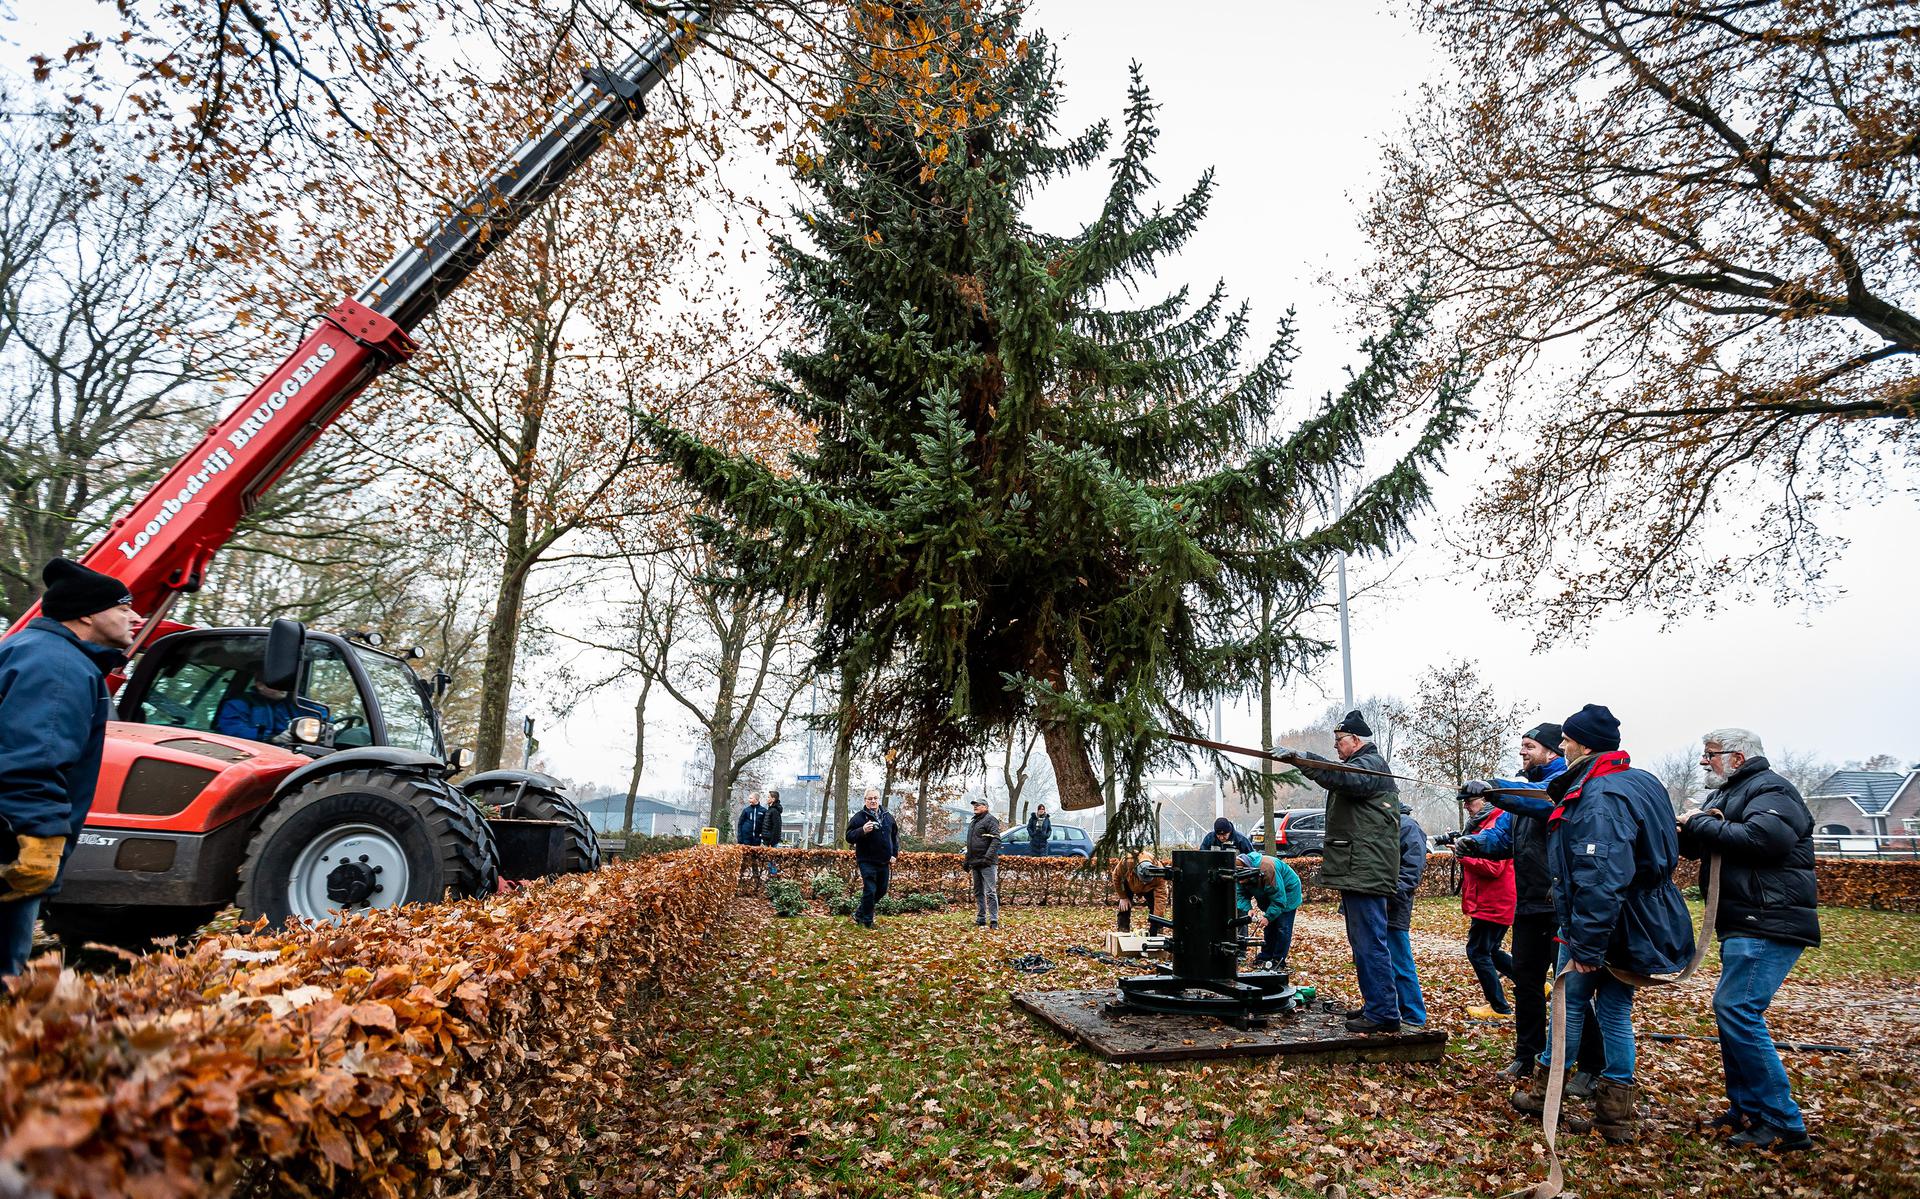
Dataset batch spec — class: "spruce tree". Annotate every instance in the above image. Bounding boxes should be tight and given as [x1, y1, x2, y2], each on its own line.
[645, 1, 1473, 846]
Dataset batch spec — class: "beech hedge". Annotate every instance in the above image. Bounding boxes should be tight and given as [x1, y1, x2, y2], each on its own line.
[739, 846, 1920, 911]
[0, 846, 740, 1198]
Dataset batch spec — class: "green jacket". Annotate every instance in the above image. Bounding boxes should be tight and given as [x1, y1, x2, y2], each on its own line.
[1293, 744, 1400, 897]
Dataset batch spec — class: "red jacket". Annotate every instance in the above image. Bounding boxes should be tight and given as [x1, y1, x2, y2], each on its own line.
[1459, 805, 1516, 924]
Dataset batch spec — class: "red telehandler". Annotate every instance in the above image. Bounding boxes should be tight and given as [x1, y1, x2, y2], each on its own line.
[1, 10, 712, 952]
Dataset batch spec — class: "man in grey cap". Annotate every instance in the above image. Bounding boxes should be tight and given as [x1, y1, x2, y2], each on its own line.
[963, 796, 1003, 930]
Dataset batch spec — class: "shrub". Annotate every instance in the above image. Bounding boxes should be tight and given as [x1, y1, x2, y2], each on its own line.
[766, 878, 807, 917]
[827, 894, 860, 917]
[807, 868, 848, 901]
[875, 892, 945, 915]
[0, 847, 740, 1197]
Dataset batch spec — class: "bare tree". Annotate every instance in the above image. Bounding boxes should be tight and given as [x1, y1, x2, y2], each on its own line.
[1385, 659, 1529, 791]
[1364, 1, 1920, 635]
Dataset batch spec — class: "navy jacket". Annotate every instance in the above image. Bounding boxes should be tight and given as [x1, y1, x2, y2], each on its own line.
[846, 807, 899, 863]
[0, 619, 126, 863]
[1547, 753, 1694, 974]
[1026, 812, 1052, 847]
[1199, 827, 1254, 855]
[736, 803, 764, 845]
[1465, 755, 1566, 916]
[1678, 758, 1820, 948]
[214, 692, 296, 741]
[1388, 814, 1429, 931]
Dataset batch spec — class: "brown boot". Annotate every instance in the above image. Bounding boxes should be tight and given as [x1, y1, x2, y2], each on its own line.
[1593, 1079, 1640, 1144]
[1510, 1070, 1592, 1132]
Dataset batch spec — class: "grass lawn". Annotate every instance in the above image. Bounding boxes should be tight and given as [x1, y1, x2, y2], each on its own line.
[592, 897, 1920, 1198]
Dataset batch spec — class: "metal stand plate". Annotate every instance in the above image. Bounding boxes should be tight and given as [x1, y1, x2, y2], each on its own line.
[1012, 988, 1448, 1064]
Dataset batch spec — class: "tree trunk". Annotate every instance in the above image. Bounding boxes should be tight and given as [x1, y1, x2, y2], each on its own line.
[915, 775, 929, 837]
[1102, 732, 1117, 827]
[709, 733, 736, 838]
[1041, 720, 1102, 812]
[830, 672, 855, 839]
[880, 751, 897, 812]
[472, 540, 532, 772]
[623, 670, 652, 836]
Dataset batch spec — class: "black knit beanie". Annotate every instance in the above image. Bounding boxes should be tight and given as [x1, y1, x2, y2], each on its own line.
[1561, 704, 1621, 754]
[41, 558, 133, 621]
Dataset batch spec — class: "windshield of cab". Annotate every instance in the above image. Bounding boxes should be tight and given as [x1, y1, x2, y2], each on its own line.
[357, 651, 441, 756]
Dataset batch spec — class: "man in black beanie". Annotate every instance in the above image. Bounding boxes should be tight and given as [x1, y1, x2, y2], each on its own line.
[1288, 709, 1403, 1033]
[1502, 703, 1692, 1144]
[0, 558, 139, 975]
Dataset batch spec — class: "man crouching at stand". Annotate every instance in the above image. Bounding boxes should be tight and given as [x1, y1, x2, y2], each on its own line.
[1111, 850, 1170, 932]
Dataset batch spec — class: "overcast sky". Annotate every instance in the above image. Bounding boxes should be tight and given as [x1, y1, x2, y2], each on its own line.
[8, 1, 1916, 802]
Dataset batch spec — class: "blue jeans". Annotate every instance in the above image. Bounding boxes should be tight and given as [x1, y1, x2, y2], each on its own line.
[1258, 909, 1296, 966]
[854, 859, 890, 925]
[1342, 893, 1400, 1024]
[2, 895, 42, 977]
[1714, 936, 1806, 1132]
[1539, 956, 1637, 1082]
[1388, 927, 1428, 1025]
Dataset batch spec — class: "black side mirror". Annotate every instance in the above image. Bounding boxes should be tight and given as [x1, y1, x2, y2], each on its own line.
[434, 670, 452, 699]
[262, 618, 307, 693]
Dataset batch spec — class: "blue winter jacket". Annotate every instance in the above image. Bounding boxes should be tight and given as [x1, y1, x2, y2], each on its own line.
[214, 692, 296, 742]
[736, 803, 764, 845]
[1472, 755, 1566, 915]
[1235, 851, 1303, 920]
[1547, 754, 1694, 974]
[846, 807, 899, 863]
[0, 619, 126, 857]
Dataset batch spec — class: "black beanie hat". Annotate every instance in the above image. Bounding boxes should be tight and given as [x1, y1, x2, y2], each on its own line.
[1522, 722, 1564, 752]
[1213, 817, 1235, 836]
[41, 558, 133, 622]
[1334, 709, 1372, 738]
[1562, 704, 1621, 754]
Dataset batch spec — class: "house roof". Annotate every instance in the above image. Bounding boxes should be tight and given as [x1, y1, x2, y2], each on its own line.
[575, 794, 696, 817]
[1808, 770, 1908, 817]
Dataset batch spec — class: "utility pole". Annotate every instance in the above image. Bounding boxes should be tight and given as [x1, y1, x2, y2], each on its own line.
[1334, 488, 1354, 709]
[1212, 692, 1225, 822]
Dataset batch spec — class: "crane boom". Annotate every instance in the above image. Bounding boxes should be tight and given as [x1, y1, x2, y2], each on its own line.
[6, 8, 710, 646]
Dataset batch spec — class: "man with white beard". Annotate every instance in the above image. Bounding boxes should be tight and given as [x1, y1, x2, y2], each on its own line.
[1677, 729, 1819, 1153]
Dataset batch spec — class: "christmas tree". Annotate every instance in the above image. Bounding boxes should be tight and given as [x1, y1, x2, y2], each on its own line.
[645, 1, 1472, 845]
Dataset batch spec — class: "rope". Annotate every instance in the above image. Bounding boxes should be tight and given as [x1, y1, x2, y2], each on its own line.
[1512, 853, 1721, 1199]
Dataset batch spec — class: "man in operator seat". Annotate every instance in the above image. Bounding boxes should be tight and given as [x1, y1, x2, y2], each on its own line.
[214, 678, 298, 742]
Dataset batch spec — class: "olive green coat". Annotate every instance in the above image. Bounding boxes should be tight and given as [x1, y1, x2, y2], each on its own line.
[1293, 744, 1400, 897]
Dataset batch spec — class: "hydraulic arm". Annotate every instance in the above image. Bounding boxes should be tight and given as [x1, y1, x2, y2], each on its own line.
[5, 8, 710, 647]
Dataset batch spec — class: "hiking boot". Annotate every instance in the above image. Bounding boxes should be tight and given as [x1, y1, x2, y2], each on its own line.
[1509, 1070, 1591, 1132]
[1592, 1079, 1641, 1145]
[1466, 1005, 1512, 1021]
[1566, 1071, 1598, 1101]
[1700, 1107, 1749, 1136]
[1729, 1123, 1812, 1153]
[1499, 1059, 1535, 1080]
[1344, 1014, 1401, 1034]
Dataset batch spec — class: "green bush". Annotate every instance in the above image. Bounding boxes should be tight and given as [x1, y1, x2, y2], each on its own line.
[808, 868, 848, 901]
[765, 878, 807, 918]
[826, 894, 860, 917]
[875, 892, 945, 916]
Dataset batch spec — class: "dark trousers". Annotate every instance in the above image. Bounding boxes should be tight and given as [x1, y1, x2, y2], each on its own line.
[1259, 909, 1296, 966]
[1342, 893, 1400, 1024]
[1467, 917, 1515, 1011]
[1, 895, 41, 977]
[1511, 911, 1606, 1073]
[854, 859, 891, 925]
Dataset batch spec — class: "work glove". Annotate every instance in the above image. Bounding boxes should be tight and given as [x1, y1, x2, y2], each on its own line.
[1460, 780, 1493, 798]
[1452, 835, 1485, 859]
[0, 835, 67, 901]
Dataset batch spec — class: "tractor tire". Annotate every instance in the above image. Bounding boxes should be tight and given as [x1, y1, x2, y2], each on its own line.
[41, 902, 225, 957]
[236, 768, 498, 927]
[468, 782, 601, 875]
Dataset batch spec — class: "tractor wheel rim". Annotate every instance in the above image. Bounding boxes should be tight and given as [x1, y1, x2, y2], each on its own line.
[287, 822, 411, 922]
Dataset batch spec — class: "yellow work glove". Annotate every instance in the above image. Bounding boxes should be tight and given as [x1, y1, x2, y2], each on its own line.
[1, 835, 67, 901]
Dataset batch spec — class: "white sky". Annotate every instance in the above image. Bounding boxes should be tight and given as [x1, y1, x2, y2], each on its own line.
[7, 1, 1916, 801]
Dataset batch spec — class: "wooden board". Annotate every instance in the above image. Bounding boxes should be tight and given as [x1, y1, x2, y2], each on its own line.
[1011, 989, 1449, 1065]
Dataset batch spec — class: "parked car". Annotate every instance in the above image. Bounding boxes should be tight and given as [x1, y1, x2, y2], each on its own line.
[1266, 808, 1326, 858]
[999, 824, 1094, 858]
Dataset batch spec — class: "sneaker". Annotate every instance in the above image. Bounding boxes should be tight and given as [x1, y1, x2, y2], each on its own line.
[989, 922, 999, 931]
[1466, 1005, 1512, 1021]
[1730, 1123, 1812, 1152]
[1499, 1059, 1535, 1080]
[1344, 1014, 1401, 1034]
